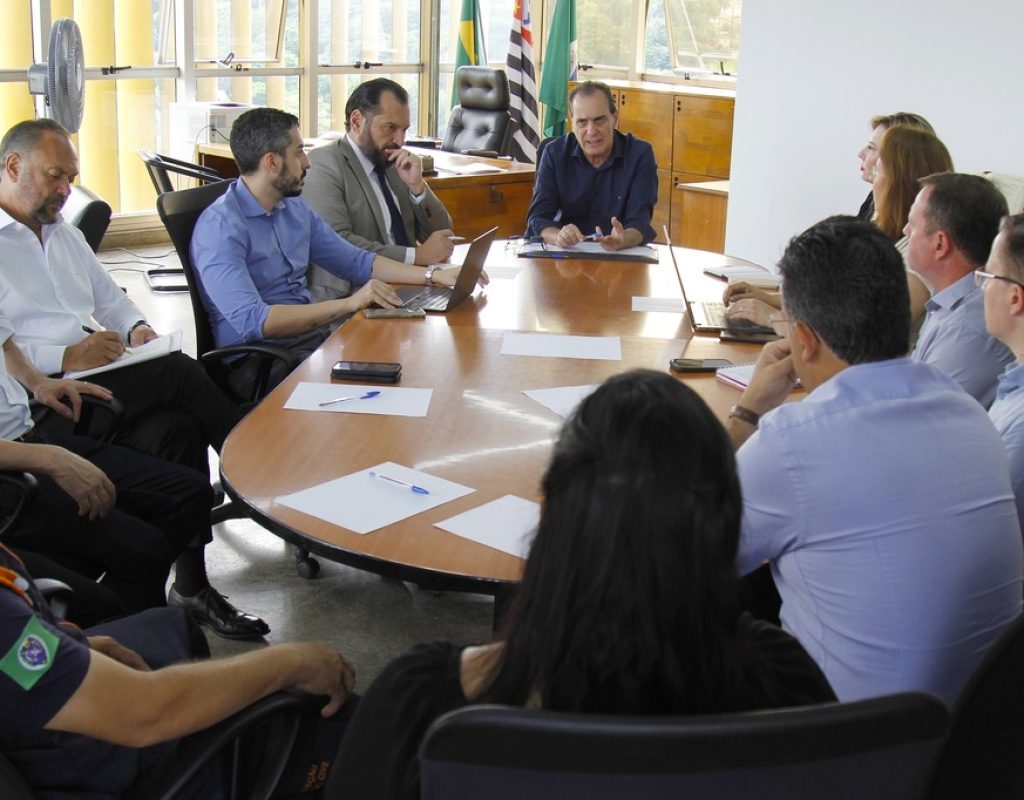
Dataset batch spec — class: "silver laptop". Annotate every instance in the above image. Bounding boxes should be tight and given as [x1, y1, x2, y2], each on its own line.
[396, 226, 498, 312]
[663, 226, 774, 335]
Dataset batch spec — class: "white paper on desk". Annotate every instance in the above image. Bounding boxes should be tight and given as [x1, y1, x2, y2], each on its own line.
[445, 162, 504, 176]
[64, 329, 183, 380]
[632, 296, 684, 313]
[523, 384, 598, 418]
[435, 495, 539, 559]
[519, 241, 658, 260]
[279, 462, 474, 535]
[704, 265, 779, 287]
[283, 382, 432, 417]
[501, 333, 622, 361]
[484, 265, 523, 280]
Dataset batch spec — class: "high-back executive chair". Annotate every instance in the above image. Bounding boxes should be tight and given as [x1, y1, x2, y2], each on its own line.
[442, 66, 513, 158]
[420, 694, 950, 800]
[62, 184, 111, 253]
[156, 181, 317, 577]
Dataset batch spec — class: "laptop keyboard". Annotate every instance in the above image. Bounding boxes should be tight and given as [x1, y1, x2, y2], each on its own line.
[702, 300, 728, 328]
[402, 286, 451, 311]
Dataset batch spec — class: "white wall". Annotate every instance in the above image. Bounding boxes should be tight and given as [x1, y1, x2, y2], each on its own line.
[726, 0, 1024, 268]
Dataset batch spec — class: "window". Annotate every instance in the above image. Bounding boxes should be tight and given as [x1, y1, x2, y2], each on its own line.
[193, 0, 289, 64]
[644, 0, 741, 78]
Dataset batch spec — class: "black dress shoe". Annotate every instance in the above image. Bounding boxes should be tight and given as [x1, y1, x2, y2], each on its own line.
[168, 585, 270, 640]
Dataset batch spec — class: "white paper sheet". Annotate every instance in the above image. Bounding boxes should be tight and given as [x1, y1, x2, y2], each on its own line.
[501, 333, 622, 361]
[283, 383, 433, 417]
[484, 265, 523, 280]
[278, 462, 474, 534]
[518, 242, 658, 261]
[632, 296, 684, 313]
[523, 384, 598, 418]
[65, 329, 183, 379]
[435, 495, 539, 558]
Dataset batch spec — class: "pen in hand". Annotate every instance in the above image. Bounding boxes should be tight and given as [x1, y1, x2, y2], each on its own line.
[368, 470, 430, 495]
[318, 390, 381, 407]
[82, 324, 133, 353]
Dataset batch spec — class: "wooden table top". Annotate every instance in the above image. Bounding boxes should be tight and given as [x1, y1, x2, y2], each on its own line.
[220, 244, 769, 592]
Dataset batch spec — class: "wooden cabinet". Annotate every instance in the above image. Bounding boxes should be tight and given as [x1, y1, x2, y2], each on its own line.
[672, 95, 734, 178]
[671, 180, 729, 253]
[616, 88, 674, 169]
[429, 176, 535, 239]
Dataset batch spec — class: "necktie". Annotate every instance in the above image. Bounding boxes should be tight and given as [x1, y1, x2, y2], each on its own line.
[373, 166, 411, 247]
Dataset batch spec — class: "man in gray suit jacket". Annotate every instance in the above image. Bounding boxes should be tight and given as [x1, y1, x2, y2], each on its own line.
[303, 79, 455, 301]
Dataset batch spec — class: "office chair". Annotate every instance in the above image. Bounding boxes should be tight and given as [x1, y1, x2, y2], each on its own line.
[62, 184, 111, 253]
[421, 694, 950, 800]
[443, 67, 514, 158]
[156, 181, 316, 576]
[927, 614, 1024, 799]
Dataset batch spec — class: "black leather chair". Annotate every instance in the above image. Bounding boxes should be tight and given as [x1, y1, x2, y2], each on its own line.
[421, 694, 950, 799]
[156, 181, 316, 576]
[139, 150, 226, 196]
[927, 614, 1024, 799]
[62, 184, 111, 253]
[443, 67, 513, 158]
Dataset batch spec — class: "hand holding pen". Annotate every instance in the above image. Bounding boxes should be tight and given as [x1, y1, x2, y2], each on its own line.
[62, 325, 127, 371]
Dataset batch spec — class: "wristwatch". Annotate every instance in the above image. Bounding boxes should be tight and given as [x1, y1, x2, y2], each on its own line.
[127, 319, 149, 343]
[728, 404, 760, 429]
[424, 265, 439, 286]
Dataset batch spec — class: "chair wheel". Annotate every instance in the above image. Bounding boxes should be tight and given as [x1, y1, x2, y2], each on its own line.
[296, 557, 320, 579]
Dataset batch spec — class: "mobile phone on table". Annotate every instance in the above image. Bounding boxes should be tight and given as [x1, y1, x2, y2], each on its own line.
[331, 360, 402, 383]
[670, 358, 733, 373]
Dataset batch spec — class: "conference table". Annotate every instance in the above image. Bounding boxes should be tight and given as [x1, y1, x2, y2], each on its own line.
[219, 243, 771, 606]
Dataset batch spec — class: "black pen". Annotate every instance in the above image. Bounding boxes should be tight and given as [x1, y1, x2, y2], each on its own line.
[81, 325, 96, 334]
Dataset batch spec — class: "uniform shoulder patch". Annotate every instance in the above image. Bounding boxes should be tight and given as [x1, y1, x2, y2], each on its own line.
[0, 616, 60, 690]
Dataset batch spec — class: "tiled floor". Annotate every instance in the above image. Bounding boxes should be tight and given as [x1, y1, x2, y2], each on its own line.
[98, 244, 493, 680]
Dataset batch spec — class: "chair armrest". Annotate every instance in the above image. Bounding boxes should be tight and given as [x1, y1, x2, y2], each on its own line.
[0, 471, 37, 539]
[200, 345, 302, 407]
[32, 578, 74, 620]
[30, 395, 125, 443]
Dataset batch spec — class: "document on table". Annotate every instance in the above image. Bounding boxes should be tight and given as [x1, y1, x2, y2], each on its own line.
[284, 383, 433, 417]
[64, 329, 183, 380]
[501, 333, 622, 361]
[278, 462, 474, 535]
[484, 265, 523, 280]
[517, 241, 659, 263]
[632, 296, 684, 313]
[523, 384, 598, 418]
[703, 265, 780, 287]
[444, 162, 503, 176]
[435, 495, 539, 559]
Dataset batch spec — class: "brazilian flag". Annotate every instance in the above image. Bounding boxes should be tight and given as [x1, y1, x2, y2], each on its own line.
[539, 0, 578, 137]
[452, 0, 489, 108]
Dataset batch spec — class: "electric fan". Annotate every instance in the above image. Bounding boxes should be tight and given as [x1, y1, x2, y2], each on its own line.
[27, 18, 86, 133]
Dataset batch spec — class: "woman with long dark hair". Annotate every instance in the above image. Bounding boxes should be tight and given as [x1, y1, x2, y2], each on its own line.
[327, 370, 834, 799]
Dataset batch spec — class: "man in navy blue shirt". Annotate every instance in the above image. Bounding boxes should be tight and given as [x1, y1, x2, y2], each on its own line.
[526, 81, 657, 251]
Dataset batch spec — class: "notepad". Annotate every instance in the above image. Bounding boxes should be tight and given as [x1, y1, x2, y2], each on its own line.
[64, 329, 183, 380]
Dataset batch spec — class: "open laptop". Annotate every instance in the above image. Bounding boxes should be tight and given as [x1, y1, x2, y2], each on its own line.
[396, 226, 498, 312]
[662, 226, 775, 336]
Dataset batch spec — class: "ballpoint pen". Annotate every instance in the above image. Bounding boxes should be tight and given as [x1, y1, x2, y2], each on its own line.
[82, 324, 134, 353]
[368, 470, 430, 495]
[318, 390, 381, 407]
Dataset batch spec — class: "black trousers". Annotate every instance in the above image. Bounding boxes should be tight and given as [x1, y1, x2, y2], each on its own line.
[5, 432, 214, 613]
[15, 548, 125, 626]
[42, 352, 243, 479]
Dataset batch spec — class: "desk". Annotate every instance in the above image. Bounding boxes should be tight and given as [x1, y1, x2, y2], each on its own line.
[194, 143, 536, 239]
[220, 244, 765, 596]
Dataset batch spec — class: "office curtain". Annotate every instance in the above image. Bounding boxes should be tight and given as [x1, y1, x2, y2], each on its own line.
[538, 0, 577, 137]
[451, 0, 489, 107]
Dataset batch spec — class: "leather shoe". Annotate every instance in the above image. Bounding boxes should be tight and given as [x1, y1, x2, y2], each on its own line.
[168, 585, 270, 640]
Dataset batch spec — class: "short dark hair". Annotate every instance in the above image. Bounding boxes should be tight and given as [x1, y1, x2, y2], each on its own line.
[568, 81, 617, 117]
[0, 118, 70, 163]
[229, 107, 299, 175]
[919, 172, 1009, 266]
[998, 214, 1024, 281]
[780, 216, 910, 364]
[344, 78, 409, 132]
[870, 112, 935, 135]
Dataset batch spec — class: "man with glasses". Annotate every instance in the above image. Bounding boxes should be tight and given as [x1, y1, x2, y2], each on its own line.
[526, 81, 657, 251]
[725, 215, 1022, 707]
[904, 172, 1013, 408]
[980, 213, 1024, 532]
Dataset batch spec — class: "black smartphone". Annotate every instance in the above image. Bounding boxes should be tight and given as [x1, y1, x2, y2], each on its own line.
[331, 360, 402, 383]
[670, 358, 733, 373]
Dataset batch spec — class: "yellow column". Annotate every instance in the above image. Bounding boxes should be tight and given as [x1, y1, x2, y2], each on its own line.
[73, 0, 120, 211]
[330, 0, 349, 129]
[194, 0, 217, 101]
[114, 0, 156, 212]
[0, 3, 35, 134]
[265, 1, 285, 112]
[230, 0, 252, 103]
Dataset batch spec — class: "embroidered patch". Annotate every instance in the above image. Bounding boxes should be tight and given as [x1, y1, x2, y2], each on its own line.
[0, 616, 60, 690]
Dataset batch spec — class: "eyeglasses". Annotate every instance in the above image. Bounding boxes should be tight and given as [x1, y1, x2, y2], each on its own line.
[974, 269, 1024, 290]
[768, 313, 790, 336]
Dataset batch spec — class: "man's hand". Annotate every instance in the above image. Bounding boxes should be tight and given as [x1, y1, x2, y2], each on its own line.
[31, 377, 113, 423]
[287, 643, 357, 718]
[389, 148, 426, 196]
[128, 324, 158, 347]
[434, 265, 489, 289]
[346, 279, 404, 312]
[62, 332, 124, 371]
[45, 446, 117, 520]
[555, 224, 585, 248]
[596, 217, 633, 251]
[723, 281, 781, 308]
[88, 636, 151, 671]
[725, 298, 776, 329]
[415, 229, 455, 265]
[739, 339, 798, 417]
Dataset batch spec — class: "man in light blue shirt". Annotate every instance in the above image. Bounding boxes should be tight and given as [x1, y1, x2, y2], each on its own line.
[906, 172, 1013, 408]
[981, 213, 1024, 532]
[727, 216, 1022, 707]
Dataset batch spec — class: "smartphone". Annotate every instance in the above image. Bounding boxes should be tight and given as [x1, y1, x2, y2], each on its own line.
[331, 360, 402, 383]
[363, 307, 426, 319]
[670, 358, 733, 373]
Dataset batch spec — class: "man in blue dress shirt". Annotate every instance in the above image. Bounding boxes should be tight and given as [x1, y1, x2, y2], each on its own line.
[526, 81, 658, 251]
[906, 172, 1013, 408]
[725, 215, 1022, 707]
[981, 213, 1024, 533]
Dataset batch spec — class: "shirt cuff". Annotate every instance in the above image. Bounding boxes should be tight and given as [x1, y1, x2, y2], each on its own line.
[38, 345, 68, 376]
[409, 189, 426, 205]
[404, 247, 416, 264]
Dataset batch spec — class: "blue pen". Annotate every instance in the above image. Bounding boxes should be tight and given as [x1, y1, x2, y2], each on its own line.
[318, 390, 381, 407]
[369, 471, 430, 495]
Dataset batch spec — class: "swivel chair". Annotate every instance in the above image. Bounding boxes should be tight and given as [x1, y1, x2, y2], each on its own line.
[442, 67, 514, 158]
[62, 184, 111, 253]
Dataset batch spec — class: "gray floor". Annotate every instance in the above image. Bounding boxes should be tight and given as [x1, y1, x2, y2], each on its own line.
[98, 244, 494, 682]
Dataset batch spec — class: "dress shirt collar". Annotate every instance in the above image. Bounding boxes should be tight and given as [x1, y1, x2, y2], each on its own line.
[346, 134, 377, 179]
[233, 176, 284, 218]
[995, 361, 1024, 401]
[926, 270, 977, 313]
[568, 129, 626, 170]
[0, 206, 64, 245]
